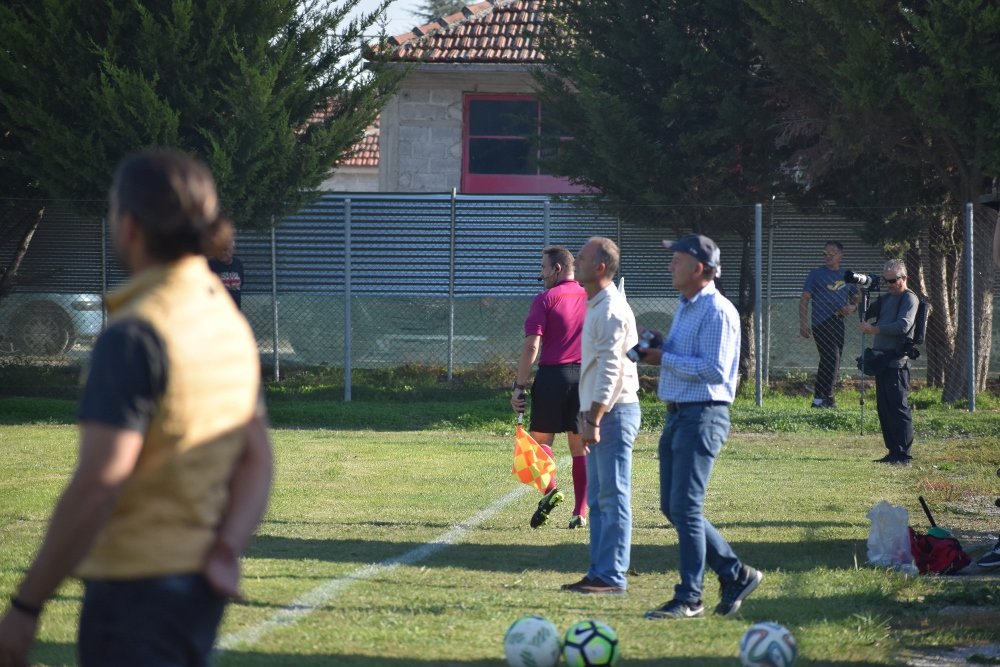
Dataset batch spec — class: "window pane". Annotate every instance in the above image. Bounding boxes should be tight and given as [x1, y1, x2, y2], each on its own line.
[468, 138, 534, 174]
[469, 100, 537, 136]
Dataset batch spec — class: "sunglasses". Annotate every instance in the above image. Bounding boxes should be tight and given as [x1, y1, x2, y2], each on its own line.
[884, 276, 905, 284]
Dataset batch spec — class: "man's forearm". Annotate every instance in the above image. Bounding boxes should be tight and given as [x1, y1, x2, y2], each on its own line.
[16, 425, 142, 608]
[515, 336, 540, 386]
[16, 477, 120, 607]
[587, 402, 609, 424]
[798, 296, 810, 327]
[215, 415, 273, 555]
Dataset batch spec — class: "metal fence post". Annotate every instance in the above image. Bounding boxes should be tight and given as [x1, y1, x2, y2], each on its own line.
[754, 203, 763, 407]
[344, 199, 352, 402]
[270, 223, 280, 382]
[101, 216, 108, 331]
[763, 197, 775, 386]
[965, 202, 975, 411]
[448, 188, 457, 382]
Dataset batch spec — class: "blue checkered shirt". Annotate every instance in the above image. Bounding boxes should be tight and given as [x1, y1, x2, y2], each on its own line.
[657, 282, 741, 404]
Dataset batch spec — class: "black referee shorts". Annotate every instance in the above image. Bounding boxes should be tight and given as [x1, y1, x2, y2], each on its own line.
[529, 363, 581, 434]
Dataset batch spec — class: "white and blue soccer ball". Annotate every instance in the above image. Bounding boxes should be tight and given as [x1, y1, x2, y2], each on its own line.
[739, 621, 797, 667]
[503, 615, 562, 667]
[562, 619, 620, 667]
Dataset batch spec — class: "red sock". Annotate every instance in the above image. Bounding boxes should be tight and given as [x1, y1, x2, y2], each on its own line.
[572, 455, 587, 516]
[540, 444, 556, 493]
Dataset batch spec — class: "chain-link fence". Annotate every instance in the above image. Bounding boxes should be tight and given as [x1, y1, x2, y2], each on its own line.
[1, 194, 996, 403]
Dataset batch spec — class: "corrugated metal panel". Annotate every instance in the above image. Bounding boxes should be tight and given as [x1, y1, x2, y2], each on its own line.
[0, 202, 106, 292]
[764, 200, 899, 298]
[0, 194, 946, 299]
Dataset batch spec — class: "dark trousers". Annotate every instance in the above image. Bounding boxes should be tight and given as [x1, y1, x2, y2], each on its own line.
[812, 317, 845, 400]
[874, 365, 914, 459]
[79, 574, 226, 667]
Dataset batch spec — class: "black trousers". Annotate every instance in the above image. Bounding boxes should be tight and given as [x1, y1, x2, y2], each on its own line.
[812, 316, 845, 400]
[874, 365, 914, 459]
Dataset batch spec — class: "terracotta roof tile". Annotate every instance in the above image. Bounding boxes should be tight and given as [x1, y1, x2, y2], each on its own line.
[339, 117, 380, 168]
[387, 0, 544, 64]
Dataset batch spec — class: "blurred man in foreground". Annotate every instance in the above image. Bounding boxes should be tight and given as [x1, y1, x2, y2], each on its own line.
[0, 149, 273, 667]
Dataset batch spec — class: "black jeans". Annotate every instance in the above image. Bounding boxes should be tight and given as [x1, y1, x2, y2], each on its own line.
[875, 365, 914, 459]
[812, 316, 845, 400]
[79, 574, 226, 667]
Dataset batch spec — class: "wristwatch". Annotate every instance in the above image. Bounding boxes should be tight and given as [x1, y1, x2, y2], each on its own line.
[512, 380, 526, 391]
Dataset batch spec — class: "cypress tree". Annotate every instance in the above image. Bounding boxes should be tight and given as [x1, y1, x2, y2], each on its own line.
[0, 0, 400, 229]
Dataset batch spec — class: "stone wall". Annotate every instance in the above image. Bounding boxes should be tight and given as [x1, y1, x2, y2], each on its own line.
[320, 166, 378, 192]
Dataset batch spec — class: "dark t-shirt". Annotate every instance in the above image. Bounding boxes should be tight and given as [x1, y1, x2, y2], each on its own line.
[803, 266, 857, 325]
[208, 256, 244, 309]
[77, 319, 167, 433]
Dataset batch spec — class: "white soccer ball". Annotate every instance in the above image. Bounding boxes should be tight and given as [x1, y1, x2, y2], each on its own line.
[739, 621, 797, 667]
[503, 615, 562, 667]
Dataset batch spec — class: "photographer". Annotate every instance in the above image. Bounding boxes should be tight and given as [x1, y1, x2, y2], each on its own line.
[859, 259, 919, 467]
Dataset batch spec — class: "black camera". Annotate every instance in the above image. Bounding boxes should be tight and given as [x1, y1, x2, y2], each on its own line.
[844, 271, 881, 290]
[627, 330, 663, 363]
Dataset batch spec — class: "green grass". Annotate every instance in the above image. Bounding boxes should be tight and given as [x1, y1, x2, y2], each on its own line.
[1, 393, 998, 666]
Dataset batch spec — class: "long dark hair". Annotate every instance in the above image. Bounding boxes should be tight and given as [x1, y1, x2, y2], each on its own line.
[111, 149, 232, 262]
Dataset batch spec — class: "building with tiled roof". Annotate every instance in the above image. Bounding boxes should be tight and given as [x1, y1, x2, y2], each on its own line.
[324, 0, 585, 194]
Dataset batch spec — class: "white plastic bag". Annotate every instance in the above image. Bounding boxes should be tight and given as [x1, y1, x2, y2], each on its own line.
[866, 500, 917, 573]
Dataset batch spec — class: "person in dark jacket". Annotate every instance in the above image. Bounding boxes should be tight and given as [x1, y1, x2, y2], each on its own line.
[860, 259, 919, 466]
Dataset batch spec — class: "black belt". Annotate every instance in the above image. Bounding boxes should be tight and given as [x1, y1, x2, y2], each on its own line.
[666, 400, 730, 414]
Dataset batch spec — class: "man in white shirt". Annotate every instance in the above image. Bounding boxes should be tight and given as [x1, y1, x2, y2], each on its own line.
[560, 237, 641, 595]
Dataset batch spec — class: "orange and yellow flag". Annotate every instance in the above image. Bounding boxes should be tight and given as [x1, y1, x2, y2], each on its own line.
[512, 419, 556, 494]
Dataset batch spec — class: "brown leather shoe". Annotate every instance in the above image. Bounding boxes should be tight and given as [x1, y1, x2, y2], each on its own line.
[570, 577, 626, 595]
[560, 576, 594, 590]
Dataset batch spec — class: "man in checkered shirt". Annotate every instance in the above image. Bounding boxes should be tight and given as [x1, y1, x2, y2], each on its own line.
[639, 234, 763, 620]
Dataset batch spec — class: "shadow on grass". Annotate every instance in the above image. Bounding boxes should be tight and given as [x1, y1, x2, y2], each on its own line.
[31, 641, 883, 666]
[246, 535, 866, 576]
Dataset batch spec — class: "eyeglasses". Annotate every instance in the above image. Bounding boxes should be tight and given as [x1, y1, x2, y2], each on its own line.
[822, 251, 839, 257]
[884, 276, 905, 284]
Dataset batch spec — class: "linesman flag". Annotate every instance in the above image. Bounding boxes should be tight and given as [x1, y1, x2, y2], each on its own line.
[512, 414, 556, 494]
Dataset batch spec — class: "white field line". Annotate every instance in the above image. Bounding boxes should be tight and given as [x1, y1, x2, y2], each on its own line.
[216, 459, 568, 652]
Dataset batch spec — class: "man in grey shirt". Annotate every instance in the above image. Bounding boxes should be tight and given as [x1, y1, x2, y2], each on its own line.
[860, 259, 919, 466]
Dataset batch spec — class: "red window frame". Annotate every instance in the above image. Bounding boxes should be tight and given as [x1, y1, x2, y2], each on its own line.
[461, 93, 588, 194]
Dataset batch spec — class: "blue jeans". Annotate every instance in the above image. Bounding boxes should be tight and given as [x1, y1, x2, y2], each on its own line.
[79, 573, 226, 667]
[586, 401, 640, 589]
[659, 404, 742, 604]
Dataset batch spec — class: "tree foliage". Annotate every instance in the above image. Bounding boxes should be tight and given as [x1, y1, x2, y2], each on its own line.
[534, 0, 1000, 396]
[412, 0, 468, 23]
[0, 0, 401, 230]
[533, 0, 788, 379]
[749, 0, 1000, 399]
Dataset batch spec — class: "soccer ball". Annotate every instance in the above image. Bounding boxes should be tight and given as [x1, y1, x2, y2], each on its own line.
[739, 621, 797, 667]
[503, 615, 562, 667]
[562, 619, 620, 667]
